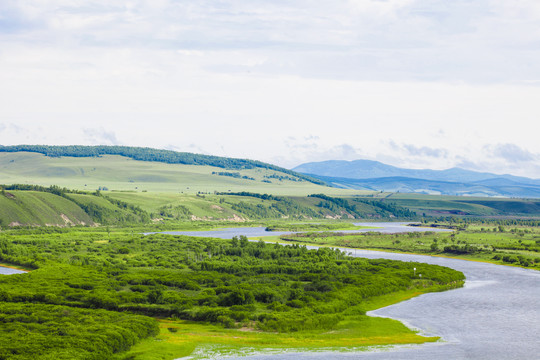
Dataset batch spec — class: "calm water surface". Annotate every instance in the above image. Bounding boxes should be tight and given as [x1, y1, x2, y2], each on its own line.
[162, 223, 539, 360]
[0, 266, 26, 275]
[150, 222, 451, 238]
[221, 252, 540, 360]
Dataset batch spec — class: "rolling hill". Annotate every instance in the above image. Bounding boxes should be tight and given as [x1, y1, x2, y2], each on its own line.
[293, 160, 540, 198]
[1, 146, 539, 226]
[0, 190, 94, 227]
[0, 146, 346, 196]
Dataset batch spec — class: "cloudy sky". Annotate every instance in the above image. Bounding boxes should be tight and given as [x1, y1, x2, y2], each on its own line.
[1, 0, 539, 178]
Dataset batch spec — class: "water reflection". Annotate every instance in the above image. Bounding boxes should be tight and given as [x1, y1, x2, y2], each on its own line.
[150, 222, 451, 239]
[0, 266, 26, 275]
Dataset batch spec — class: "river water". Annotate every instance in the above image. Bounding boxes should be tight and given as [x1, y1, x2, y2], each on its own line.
[225, 250, 538, 360]
[149, 222, 452, 238]
[159, 223, 539, 360]
[0, 266, 25, 275]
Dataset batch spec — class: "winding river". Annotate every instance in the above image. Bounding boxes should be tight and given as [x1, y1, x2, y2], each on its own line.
[157, 222, 539, 360]
[223, 251, 539, 360]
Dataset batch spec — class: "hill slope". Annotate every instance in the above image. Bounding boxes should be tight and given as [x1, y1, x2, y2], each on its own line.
[0, 145, 324, 185]
[0, 148, 344, 196]
[0, 190, 94, 227]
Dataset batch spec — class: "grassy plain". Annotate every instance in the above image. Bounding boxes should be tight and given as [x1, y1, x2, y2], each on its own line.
[2, 152, 540, 221]
[124, 311, 436, 360]
[0, 152, 362, 196]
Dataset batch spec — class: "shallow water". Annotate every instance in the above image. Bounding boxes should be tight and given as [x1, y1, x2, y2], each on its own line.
[0, 266, 26, 275]
[149, 222, 451, 239]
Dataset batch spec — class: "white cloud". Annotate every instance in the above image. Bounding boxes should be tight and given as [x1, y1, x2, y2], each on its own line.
[1, 1, 539, 178]
[83, 128, 120, 145]
[486, 143, 537, 163]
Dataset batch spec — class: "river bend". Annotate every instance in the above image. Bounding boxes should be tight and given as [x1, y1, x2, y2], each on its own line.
[161, 223, 539, 360]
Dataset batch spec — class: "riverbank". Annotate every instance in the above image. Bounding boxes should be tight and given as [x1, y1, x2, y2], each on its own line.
[220, 250, 540, 360]
[267, 222, 539, 271]
[122, 285, 463, 360]
[274, 238, 539, 271]
[0, 263, 30, 273]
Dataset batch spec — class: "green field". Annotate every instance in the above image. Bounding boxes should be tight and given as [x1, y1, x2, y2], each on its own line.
[382, 193, 540, 217]
[2, 151, 540, 224]
[0, 152, 362, 196]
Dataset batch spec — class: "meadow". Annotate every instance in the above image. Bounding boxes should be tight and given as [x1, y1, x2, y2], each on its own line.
[0, 152, 358, 196]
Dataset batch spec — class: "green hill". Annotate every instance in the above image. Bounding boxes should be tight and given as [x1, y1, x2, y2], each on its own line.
[0, 186, 152, 227]
[1, 146, 538, 225]
[0, 190, 93, 227]
[0, 150, 347, 196]
[0, 145, 324, 184]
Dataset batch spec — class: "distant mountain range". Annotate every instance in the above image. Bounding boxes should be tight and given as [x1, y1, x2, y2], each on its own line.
[293, 160, 540, 198]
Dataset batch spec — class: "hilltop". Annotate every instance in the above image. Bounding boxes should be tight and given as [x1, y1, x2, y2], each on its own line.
[0, 145, 339, 195]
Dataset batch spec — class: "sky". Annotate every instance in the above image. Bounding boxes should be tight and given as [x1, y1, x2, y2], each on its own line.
[1, 0, 539, 178]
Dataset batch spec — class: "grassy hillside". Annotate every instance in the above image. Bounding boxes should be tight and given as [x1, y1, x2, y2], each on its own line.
[0, 187, 153, 227]
[103, 192, 418, 222]
[1, 151, 539, 224]
[0, 145, 324, 184]
[366, 193, 540, 217]
[0, 152, 361, 196]
[0, 191, 94, 227]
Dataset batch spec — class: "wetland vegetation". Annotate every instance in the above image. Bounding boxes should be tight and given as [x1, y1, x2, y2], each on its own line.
[0, 227, 464, 359]
[278, 219, 540, 269]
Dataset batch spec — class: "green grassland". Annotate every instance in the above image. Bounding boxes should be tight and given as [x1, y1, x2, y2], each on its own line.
[2, 151, 540, 223]
[0, 185, 420, 229]
[379, 193, 540, 217]
[0, 152, 361, 196]
[0, 190, 94, 227]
